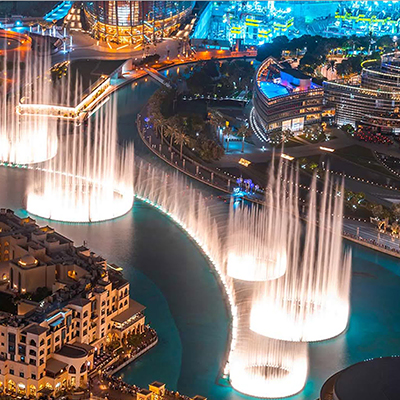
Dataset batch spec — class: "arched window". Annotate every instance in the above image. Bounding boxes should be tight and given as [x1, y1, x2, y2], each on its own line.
[29, 385, 36, 396]
[80, 363, 86, 373]
[7, 380, 16, 393]
[29, 340, 36, 346]
[68, 365, 76, 374]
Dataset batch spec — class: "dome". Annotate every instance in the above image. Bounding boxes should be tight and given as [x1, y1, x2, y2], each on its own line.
[18, 254, 38, 268]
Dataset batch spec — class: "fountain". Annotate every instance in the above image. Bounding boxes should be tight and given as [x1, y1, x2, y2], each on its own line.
[229, 323, 308, 398]
[26, 98, 135, 222]
[226, 163, 300, 281]
[0, 50, 57, 165]
[250, 173, 352, 342]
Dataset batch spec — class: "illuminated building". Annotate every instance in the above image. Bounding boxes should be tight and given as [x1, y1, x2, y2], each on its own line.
[323, 52, 400, 133]
[330, 1, 400, 36]
[251, 57, 324, 140]
[0, 209, 147, 397]
[83, 1, 194, 44]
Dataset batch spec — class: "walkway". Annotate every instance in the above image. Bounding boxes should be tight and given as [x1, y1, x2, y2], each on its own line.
[144, 67, 172, 88]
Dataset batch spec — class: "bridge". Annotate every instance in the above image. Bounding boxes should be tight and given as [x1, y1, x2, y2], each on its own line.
[144, 67, 173, 89]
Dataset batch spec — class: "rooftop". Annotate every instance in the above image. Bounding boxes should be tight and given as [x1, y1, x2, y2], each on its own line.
[56, 344, 87, 359]
[112, 299, 146, 324]
[334, 357, 400, 400]
[22, 324, 48, 336]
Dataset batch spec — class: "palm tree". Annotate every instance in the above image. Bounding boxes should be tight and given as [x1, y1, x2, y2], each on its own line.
[327, 59, 336, 73]
[208, 110, 225, 143]
[152, 111, 166, 141]
[236, 124, 252, 153]
[165, 116, 180, 151]
[174, 131, 190, 159]
[224, 125, 233, 152]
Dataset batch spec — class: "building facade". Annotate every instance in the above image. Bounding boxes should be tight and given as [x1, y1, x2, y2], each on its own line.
[251, 57, 324, 141]
[323, 52, 400, 133]
[83, 1, 194, 44]
[0, 209, 146, 398]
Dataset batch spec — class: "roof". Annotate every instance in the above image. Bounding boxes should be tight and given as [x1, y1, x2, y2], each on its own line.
[150, 382, 165, 388]
[334, 357, 400, 400]
[281, 67, 311, 80]
[192, 396, 207, 400]
[138, 389, 152, 396]
[112, 299, 146, 324]
[56, 344, 87, 359]
[45, 358, 68, 375]
[22, 324, 48, 335]
[68, 297, 91, 307]
[72, 342, 94, 353]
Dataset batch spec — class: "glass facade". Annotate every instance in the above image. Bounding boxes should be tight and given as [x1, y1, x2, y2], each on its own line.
[324, 53, 400, 133]
[83, 1, 194, 44]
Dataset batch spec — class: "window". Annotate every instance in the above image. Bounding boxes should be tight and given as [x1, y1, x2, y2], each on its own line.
[124, 299, 128, 306]
[55, 336, 60, 343]
[76, 322, 80, 328]
[101, 319, 105, 325]
[69, 365, 76, 374]
[20, 336, 26, 344]
[29, 340, 36, 346]
[83, 330, 87, 336]
[47, 339, 51, 346]
[19, 372, 24, 378]
[10, 369, 14, 375]
[29, 349, 36, 356]
[18, 345, 26, 356]
[31, 374, 36, 380]
[39, 359, 44, 366]
[83, 321, 87, 327]
[29, 359, 36, 366]
[40, 339, 44, 346]
[83, 311, 88, 318]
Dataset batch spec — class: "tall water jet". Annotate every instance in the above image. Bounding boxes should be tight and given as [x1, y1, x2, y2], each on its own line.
[229, 308, 308, 398]
[226, 163, 300, 281]
[250, 173, 352, 342]
[26, 98, 134, 222]
[0, 48, 57, 164]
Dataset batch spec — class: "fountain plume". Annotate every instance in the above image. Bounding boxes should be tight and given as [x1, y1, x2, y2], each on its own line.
[250, 170, 352, 342]
[26, 98, 134, 222]
[0, 49, 57, 164]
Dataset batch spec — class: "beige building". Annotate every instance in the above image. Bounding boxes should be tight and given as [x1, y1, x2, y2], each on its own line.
[0, 209, 146, 397]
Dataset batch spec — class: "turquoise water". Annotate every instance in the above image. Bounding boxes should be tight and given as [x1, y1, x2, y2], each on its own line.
[258, 81, 289, 99]
[1, 67, 400, 400]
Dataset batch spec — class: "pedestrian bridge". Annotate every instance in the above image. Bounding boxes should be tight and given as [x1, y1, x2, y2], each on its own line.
[144, 67, 172, 89]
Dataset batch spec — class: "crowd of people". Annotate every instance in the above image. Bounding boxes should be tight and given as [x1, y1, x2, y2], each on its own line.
[343, 231, 400, 255]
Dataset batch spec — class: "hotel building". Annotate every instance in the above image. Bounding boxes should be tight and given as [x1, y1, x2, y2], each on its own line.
[251, 57, 324, 141]
[83, 1, 195, 45]
[323, 52, 400, 133]
[0, 209, 146, 397]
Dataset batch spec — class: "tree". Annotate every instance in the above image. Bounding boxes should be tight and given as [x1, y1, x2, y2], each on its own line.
[236, 124, 252, 153]
[392, 203, 400, 221]
[371, 204, 384, 219]
[224, 125, 233, 152]
[327, 59, 336, 73]
[165, 116, 180, 150]
[174, 131, 190, 159]
[199, 140, 224, 161]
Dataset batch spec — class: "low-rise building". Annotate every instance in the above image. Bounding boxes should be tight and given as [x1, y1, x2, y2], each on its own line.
[0, 208, 146, 398]
[251, 57, 324, 140]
